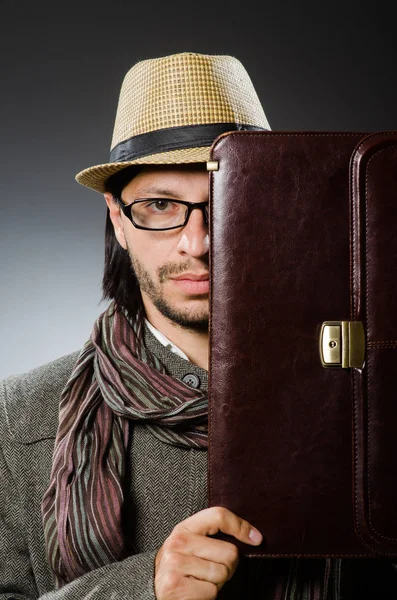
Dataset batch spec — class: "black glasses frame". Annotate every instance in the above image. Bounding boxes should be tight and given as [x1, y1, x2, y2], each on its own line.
[114, 196, 209, 231]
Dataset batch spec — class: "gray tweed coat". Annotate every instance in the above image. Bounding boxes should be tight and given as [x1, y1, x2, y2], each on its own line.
[1, 325, 396, 599]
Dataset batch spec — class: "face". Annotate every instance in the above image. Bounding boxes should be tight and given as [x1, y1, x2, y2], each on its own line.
[105, 164, 209, 332]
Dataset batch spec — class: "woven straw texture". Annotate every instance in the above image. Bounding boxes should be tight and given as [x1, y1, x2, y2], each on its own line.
[76, 52, 270, 193]
[111, 52, 268, 145]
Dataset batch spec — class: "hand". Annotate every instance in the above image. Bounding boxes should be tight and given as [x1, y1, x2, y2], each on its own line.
[154, 506, 263, 599]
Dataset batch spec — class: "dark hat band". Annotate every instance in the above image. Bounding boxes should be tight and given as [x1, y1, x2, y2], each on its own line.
[109, 122, 267, 163]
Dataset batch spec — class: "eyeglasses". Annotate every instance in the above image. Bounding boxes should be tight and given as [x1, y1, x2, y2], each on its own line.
[114, 197, 209, 231]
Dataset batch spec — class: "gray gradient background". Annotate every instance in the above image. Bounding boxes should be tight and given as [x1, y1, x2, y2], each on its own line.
[1, 1, 396, 378]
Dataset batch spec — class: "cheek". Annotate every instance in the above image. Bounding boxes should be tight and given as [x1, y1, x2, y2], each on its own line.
[126, 230, 175, 270]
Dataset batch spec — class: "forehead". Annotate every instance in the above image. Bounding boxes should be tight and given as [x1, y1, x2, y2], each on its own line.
[123, 164, 209, 198]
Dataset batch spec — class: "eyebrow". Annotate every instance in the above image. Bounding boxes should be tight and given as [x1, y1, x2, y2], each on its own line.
[134, 186, 183, 199]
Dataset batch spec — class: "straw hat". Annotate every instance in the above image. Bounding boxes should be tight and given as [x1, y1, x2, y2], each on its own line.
[75, 52, 270, 193]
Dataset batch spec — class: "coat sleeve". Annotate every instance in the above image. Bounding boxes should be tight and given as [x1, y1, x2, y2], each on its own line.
[37, 553, 158, 600]
[0, 365, 159, 600]
[0, 439, 158, 600]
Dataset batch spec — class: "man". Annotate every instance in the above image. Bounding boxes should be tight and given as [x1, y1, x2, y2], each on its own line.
[0, 52, 395, 600]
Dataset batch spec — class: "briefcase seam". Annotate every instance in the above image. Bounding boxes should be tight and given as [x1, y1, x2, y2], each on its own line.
[365, 145, 397, 543]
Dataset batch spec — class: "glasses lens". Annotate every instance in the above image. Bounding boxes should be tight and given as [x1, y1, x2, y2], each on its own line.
[132, 200, 187, 229]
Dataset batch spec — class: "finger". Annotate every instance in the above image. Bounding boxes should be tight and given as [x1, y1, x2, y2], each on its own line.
[158, 571, 218, 600]
[167, 530, 239, 572]
[166, 531, 239, 580]
[175, 506, 263, 546]
[165, 552, 229, 586]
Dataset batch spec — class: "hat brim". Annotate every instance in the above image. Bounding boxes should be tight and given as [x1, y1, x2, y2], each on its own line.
[75, 146, 212, 194]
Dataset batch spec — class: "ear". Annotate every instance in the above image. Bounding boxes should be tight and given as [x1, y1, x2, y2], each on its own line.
[104, 193, 128, 250]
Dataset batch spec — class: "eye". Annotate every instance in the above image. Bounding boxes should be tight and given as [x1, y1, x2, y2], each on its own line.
[147, 199, 172, 211]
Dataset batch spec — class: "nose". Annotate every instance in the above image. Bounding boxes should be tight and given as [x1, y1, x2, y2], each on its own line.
[176, 204, 209, 257]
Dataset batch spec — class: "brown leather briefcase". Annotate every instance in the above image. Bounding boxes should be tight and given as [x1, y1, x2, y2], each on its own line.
[207, 131, 397, 558]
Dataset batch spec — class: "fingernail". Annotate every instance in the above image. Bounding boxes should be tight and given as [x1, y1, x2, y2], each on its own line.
[249, 528, 262, 544]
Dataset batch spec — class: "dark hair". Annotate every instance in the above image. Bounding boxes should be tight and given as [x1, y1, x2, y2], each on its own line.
[102, 165, 143, 318]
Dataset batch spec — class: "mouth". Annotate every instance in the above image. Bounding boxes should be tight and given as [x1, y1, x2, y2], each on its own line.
[170, 273, 209, 294]
[171, 273, 209, 282]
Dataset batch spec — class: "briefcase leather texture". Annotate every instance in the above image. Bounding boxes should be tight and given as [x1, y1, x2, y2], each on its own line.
[208, 131, 397, 558]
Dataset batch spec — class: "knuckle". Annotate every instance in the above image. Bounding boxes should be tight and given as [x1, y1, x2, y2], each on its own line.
[170, 576, 198, 600]
[225, 542, 239, 566]
[213, 505, 228, 523]
[167, 530, 189, 552]
[161, 537, 173, 556]
[161, 572, 182, 594]
[237, 516, 249, 537]
[162, 550, 183, 570]
[217, 563, 229, 583]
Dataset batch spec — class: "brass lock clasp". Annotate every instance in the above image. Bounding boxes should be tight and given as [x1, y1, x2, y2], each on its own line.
[206, 161, 219, 171]
[319, 321, 365, 368]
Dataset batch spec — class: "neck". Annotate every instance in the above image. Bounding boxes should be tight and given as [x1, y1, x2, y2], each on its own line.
[143, 302, 209, 371]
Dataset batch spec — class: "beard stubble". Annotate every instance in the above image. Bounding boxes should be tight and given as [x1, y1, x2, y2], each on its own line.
[128, 249, 209, 333]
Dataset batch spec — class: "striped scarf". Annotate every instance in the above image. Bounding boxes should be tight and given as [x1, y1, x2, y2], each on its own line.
[41, 301, 342, 598]
[41, 302, 208, 586]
